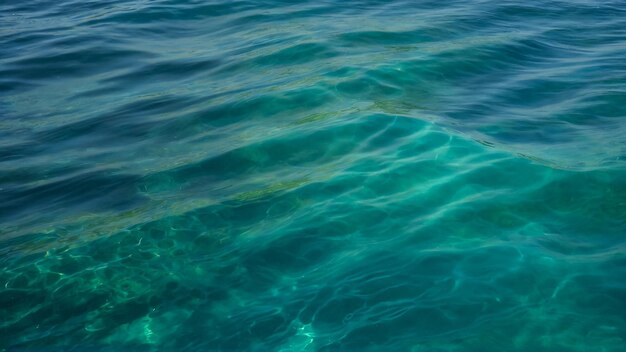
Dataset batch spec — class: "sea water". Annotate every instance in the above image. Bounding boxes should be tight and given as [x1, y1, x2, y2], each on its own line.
[2, 0, 626, 350]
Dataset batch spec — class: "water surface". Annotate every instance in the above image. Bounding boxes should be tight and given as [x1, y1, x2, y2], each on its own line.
[2, 0, 626, 350]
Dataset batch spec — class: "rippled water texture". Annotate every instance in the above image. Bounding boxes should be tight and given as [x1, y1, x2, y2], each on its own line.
[2, 0, 626, 350]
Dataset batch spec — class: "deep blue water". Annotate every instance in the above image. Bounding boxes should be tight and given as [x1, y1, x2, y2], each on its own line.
[2, 0, 626, 350]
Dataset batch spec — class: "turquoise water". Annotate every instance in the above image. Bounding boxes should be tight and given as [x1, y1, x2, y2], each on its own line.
[2, 0, 626, 350]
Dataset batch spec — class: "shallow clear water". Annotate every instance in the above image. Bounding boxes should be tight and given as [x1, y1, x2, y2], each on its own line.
[2, 0, 626, 350]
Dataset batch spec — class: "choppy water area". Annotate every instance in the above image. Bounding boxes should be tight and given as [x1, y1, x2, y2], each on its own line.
[2, 0, 626, 350]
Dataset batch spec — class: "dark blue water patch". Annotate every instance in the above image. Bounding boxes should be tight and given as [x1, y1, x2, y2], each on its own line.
[2, 47, 153, 82]
[101, 57, 223, 86]
[81, 1, 258, 26]
[0, 170, 146, 226]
